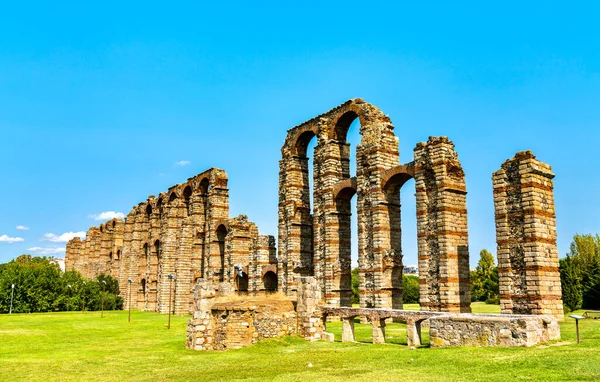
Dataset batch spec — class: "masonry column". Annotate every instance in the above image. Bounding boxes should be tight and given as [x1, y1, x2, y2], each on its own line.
[414, 136, 471, 313]
[356, 115, 402, 309]
[314, 138, 353, 307]
[493, 151, 564, 320]
[278, 150, 314, 296]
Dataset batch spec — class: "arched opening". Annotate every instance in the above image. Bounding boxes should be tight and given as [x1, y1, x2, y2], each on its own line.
[169, 192, 177, 203]
[329, 111, 361, 307]
[99, 225, 104, 233]
[112, 220, 116, 228]
[263, 271, 278, 292]
[116, 250, 121, 260]
[334, 186, 356, 307]
[143, 243, 149, 257]
[141, 278, 146, 294]
[198, 178, 209, 195]
[109, 251, 113, 262]
[294, 130, 317, 276]
[382, 168, 416, 309]
[157, 198, 164, 219]
[154, 240, 160, 259]
[236, 272, 249, 293]
[183, 185, 192, 216]
[198, 178, 210, 279]
[146, 204, 152, 220]
[216, 225, 227, 282]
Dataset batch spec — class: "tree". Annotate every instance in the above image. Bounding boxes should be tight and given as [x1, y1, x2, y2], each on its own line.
[471, 249, 499, 303]
[560, 255, 583, 312]
[402, 275, 420, 304]
[0, 255, 123, 313]
[560, 234, 600, 310]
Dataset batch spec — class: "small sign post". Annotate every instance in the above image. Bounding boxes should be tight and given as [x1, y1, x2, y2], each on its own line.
[569, 315, 585, 344]
[9, 284, 15, 314]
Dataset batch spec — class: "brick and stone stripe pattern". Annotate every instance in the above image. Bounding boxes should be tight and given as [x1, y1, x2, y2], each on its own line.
[64, 168, 276, 315]
[493, 151, 564, 320]
[278, 99, 404, 309]
[414, 136, 471, 313]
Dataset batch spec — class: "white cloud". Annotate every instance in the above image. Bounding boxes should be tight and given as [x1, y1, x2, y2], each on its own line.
[16, 225, 29, 231]
[41, 231, 86, 243]
[27, 247, 65, 255]
[88, 211, 125, 221]
[175, 160, 191, 166]
[0, 235, 24, 243]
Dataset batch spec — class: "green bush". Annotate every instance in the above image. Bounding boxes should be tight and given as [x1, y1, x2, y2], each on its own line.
[0, 255, 123, 313]
[402, 275, 419, 304]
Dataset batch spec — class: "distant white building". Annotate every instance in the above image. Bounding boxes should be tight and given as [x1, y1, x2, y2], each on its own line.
[49, 257, 65, 272]
[404, 264, 418, 275]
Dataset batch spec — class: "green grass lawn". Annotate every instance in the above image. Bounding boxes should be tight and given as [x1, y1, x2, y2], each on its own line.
[0, 304, 599, 381]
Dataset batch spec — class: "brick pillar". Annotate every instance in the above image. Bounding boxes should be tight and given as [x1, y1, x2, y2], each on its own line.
[357, 118, 402, 309]
[414, 136, 471, 313]
[296, 276, 324, 341]
[278, 153, 314, 296]
[493, 151, 564, 320]
[314, 139, 353, 307]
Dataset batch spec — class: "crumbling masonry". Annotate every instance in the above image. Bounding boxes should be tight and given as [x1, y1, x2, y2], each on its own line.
[66, 168, 277, 314]
[67, 98, 563, 324]
[278, 99, 470, 312]
[493, 151, 564, 319]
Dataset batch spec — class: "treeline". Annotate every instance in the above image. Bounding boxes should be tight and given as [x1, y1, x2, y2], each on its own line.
[0, 255, 123, 314]
[560, 234, 600, 312]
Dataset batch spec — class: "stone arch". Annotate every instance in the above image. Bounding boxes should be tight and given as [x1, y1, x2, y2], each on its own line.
[183, 185, 192, 216]
[333, 177, 357, 200]
[216, 224, 228, 282]
[198, 177, 210, 195]
[234, 270, 249, 292]
[331, 110, 360, 142]
[261, 264, 277, 278]
[156, 198, 164, 219]
[381, 164, 415, 192]
[169, 191, 178, 203]
[278, 99, 401, 311]
[145, 203, 152, 219]
[380, 165, 415, 311]
[262, 271, 278, 292]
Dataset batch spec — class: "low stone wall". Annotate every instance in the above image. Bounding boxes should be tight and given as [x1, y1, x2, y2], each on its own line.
[187, 280, 305, 351]
[429, 314, 560, 347]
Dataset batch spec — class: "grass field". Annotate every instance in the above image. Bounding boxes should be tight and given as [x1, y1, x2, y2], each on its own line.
[1, 303, 599, 381]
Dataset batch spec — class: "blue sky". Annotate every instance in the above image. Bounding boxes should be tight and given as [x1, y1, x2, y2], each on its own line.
[0, 2, 598, 268]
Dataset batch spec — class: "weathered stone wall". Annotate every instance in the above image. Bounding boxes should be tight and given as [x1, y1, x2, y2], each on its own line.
[186, 282, 296, 351]
[278, 101, 473, 314]
[65, 168, 277, 315]
[278, 99, 407, 310]
[414, 136, 471, 313]
[493, 151, 564, 320]
[429, 313, 560, 347]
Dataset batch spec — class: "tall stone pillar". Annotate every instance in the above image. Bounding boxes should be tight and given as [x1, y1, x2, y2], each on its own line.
[414, 136, 471, 313]
[278, 149, 315, 295]
[356, 118, 402, 309]
[314, 138, 353, 307]
[493, 151, 564, 320]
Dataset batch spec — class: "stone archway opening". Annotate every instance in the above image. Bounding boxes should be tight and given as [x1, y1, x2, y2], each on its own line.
[216, 224, 227, 282]
[263, 271, 278, 292]
[183, 185, 192, 216]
